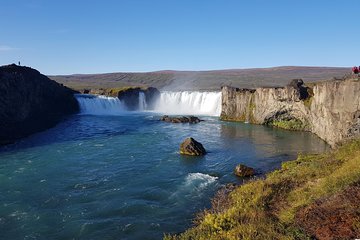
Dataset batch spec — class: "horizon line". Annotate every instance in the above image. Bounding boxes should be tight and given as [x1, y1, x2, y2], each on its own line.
[46, 65, 351, 76]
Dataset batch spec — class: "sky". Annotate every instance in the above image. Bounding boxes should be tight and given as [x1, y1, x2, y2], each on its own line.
[0, 0, 359, 75]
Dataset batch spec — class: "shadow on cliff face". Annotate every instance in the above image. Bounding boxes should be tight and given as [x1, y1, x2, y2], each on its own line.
[0, 64, 79, 145]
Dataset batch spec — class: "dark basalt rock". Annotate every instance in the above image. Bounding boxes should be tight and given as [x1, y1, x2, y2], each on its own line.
[287, 79, 309, 100]
[0, 64, 79, 145]
[160, 115, 202, 124]
[180, 137, 206, 156]
[234, 164, 255, 177]
[117, 87, 160, 110]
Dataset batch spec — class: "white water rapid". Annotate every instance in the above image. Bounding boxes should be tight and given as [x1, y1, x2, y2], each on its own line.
[75, 91, 222, 116]
[154, 91, 222, 116]
[75, 94, 127, 115]
[138, 92, 148, 111]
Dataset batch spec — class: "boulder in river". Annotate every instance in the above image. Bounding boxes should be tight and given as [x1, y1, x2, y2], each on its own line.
[161, 115, 202, 123]
[234, 164, 255, 177]
[180, 137, 206, 156]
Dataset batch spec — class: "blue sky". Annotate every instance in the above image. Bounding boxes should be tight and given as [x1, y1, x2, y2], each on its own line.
[0, 0, 359, 74]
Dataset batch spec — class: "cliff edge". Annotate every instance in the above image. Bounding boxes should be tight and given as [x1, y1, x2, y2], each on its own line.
[0, 64, 79, 145]
[220, 78, 360, 146]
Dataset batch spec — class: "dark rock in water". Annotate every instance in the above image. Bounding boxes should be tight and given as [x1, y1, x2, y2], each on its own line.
[160, 115, 202, 124]
[180, 137, 206, 156]
[117, 87, 160, 110]
[234, 164, 255, 177]
[0, 64, 79, 145]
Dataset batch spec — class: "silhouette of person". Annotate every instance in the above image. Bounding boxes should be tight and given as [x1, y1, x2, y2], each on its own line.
[18, 61, 20, 66]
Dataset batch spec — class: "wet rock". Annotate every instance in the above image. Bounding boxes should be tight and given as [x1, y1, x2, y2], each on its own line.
[234, 164, 255, 177]
[180, 137, 206, 156]
[160, 115, 202, 123]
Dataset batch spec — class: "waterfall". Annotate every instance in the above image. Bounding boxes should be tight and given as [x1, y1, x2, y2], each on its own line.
[75, 94, 127, 115]
[138, 92, 148, 111]
[154, 91, 222, 116]
[75, 91, 222, 116]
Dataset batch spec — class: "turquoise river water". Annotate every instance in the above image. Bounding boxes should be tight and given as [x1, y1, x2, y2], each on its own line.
[0, 93, 328, 240]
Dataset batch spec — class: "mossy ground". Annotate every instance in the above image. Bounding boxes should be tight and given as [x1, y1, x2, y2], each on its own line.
[270, 119, 309, 131]
[164, 139, 360, 240]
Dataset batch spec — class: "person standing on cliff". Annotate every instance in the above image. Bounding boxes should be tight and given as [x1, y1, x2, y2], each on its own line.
[18, 61, 20, 66]
[352, 66, 359, 74]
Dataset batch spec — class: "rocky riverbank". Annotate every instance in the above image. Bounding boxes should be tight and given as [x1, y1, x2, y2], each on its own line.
[0, 64, 79, 145]
[166, 139, 360, 240]
[220, 77, 360, 147]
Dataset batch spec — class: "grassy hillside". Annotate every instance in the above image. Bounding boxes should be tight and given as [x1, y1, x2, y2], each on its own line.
[49, 66, 349, 91]
[165, 139, 360, 239]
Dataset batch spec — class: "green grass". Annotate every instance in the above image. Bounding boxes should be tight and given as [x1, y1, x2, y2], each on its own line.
[165, 139, 360, 240]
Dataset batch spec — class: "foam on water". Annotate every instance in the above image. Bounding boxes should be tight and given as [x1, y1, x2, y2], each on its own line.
[184, 173, 218, 190]
[171, 173, 218, 200]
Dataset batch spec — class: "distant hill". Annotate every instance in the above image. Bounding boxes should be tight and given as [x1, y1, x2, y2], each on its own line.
[49, 66, 350, 91]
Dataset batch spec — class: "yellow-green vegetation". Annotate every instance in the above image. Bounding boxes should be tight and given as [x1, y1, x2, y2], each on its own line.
[270, 119, 308, 131]
[165, 139, 360, 240]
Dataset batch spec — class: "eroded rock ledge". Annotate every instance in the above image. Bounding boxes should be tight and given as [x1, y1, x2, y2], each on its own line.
[220, 78, 360, 146]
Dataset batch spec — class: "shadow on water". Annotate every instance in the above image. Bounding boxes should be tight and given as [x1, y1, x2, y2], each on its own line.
[0, 113, 160, 154]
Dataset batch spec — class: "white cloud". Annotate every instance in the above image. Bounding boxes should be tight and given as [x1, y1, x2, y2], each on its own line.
[0, 45, 18, 51]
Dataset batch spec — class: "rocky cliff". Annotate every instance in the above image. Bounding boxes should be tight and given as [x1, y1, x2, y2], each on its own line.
[0, 64, 79, 145]
[220, 78, 360, 146]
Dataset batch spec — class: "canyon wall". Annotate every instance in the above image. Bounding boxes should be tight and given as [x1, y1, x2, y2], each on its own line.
[220, 78, 360, 146]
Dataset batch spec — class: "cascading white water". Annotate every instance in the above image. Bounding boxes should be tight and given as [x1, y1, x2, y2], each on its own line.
[75, 91, 222, 116]
[75, 94, 127, 115]
[154, 91, 222, 116]
[138, 92, 147, 111]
